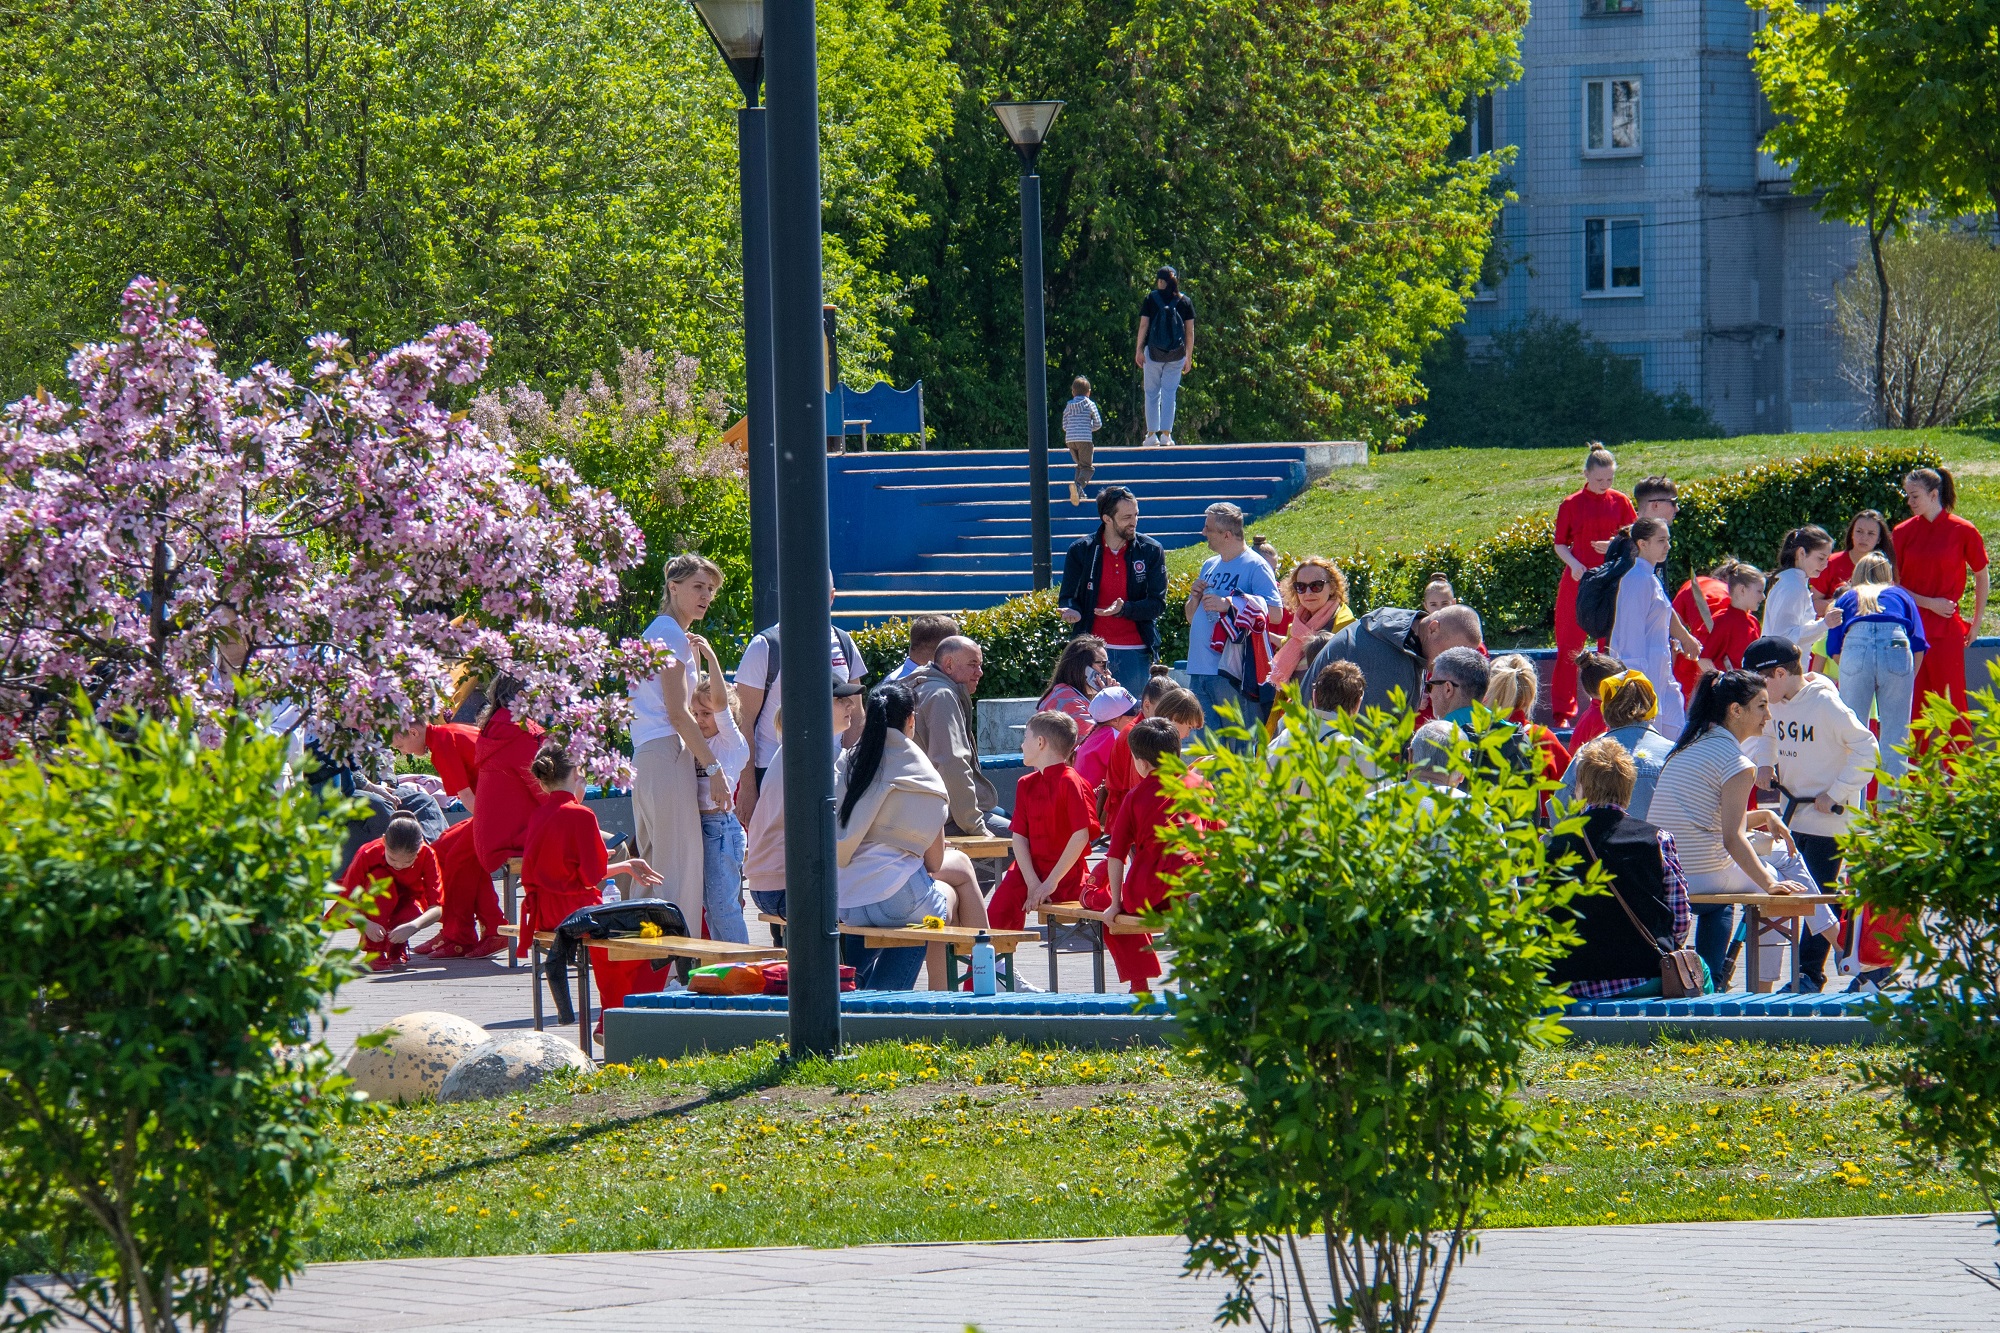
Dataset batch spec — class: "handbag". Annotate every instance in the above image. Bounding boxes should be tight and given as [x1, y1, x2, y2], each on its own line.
[1581, 830, 1706, 999]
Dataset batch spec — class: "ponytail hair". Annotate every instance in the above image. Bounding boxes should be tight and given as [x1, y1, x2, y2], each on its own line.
[838, 683, 917, 828]
[1584, 442, 1615, 473]
[1668, 669, 1765, 759]
[1906, 467, 1957, 513]
[1775, 525, 1833, 573]
[1625, 516, 1668, 546]
[530, 738, 576, 790]
[1711, 558, 1764, 591]
[1483, 653, 1539, 718]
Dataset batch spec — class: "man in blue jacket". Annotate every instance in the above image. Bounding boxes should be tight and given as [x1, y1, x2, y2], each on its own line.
[1058, 486, 1169, 695]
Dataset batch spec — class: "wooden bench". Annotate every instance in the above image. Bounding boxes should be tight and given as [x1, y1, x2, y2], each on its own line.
[1035, 902, 1153, 993]
[946, 834, 1014, 862]
[497, 924, 782, 1050]
[1687, 892, 1844, 993]
[758, 916, 1039, 991]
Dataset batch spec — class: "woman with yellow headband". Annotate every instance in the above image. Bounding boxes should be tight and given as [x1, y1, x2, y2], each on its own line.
[1556, 668, 1676, 819]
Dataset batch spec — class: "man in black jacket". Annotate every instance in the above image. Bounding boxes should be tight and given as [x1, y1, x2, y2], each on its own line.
[1058, 486, 1169, 695]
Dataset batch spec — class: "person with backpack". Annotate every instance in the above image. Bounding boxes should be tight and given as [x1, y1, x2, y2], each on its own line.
[1604, 518, 1702, 739]
[731, 581, 864, 826]
[1134, 266, 1195, 446]
[1551, 445, 1636, 724]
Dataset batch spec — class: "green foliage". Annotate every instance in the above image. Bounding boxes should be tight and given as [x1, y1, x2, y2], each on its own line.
[0, 0, 955, 400]
[0, 707, 359, 1333]
[1415, 315, 1720, 450]
[1832, 228, 2000, 429]
[1848, 692, 2000, 1234]
[1162, 702, 1578, 1330]
[884, 0, 1526, 450]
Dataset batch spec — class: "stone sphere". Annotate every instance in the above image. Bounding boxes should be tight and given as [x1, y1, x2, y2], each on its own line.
[439, 1031, 590, 1104]
[342, 1011, 491, 1103]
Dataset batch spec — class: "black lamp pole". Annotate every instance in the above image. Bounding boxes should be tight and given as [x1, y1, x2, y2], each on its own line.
[691, 1, 780, 632]
[767, 0, 840, 1058]
[991, 101, 1064, 591]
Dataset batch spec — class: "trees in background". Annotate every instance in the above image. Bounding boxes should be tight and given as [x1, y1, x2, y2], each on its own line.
[884, 0, 1526, 450]
[1415, 315, 1718, 449]
[1833, 229, 2000, 428]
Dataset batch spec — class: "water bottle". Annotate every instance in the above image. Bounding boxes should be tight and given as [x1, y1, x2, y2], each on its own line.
[600, 877, 621, 904]
[970, 931, 997, 996]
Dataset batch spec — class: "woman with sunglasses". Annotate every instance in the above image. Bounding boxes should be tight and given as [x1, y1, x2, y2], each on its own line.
[1265, 556, 1354, 692]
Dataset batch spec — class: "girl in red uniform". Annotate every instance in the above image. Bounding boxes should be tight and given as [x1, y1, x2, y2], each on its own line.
[472, 682, 549, 882]
[1672, 560, 1764, 702]
[1083, 718, 1207, 991]
[1813, 509, 1896, 603]
[1894, 468, 1989, 730]
[1552, 445, 1638, 724]
[393, 717, 508, 957]
[520, 741, 667, 1030]
[334, 816, 443, 971]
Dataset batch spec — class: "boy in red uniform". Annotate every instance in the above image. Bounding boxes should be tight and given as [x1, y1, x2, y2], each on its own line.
[1671, 560, 1764, 701]
[1551, 447, 1637, 723]
[989, 711, 1100, 930]
[334, 815, 443, 972]
[520, 741, 667, 1037]
[1082, 718, 1204, 992]
[392, 717, 507, 958]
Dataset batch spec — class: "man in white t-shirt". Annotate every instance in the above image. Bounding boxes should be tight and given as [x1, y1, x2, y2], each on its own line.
[1183, 501, 1279, 739]
[732, 583, 861, 824]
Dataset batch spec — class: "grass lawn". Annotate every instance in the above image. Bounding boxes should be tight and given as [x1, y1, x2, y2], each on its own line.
[1172, 427, 2000, 633]
[308, 1037, 1982, 1261]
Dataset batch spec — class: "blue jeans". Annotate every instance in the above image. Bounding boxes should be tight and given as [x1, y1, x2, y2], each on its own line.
[1692, 903, 1736, 990]
[1142, 356, 1184, 433]
[1836, 619, 1916, 782]
[700, 811, 749, 944]
[1104, 646, 1152, 697]
[837, 864, 945, 991]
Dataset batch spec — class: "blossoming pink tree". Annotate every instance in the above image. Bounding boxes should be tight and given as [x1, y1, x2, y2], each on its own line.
[0, 277, 664, 777]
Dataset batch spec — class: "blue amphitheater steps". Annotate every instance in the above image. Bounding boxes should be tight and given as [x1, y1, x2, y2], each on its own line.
[828, 444, 1323, 630]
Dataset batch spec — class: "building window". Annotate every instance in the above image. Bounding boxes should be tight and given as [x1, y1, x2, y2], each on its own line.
[1451, 92, 1495, 159]
[1583, 217, 1642, 294]
[1584, 0, 1642, 14]
[1582, 77, 1641, 157]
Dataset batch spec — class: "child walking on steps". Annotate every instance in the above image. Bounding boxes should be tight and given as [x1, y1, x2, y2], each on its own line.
[1062, 376, 1103, 506]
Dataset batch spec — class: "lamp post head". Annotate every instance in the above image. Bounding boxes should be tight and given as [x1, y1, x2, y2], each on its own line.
[691, 0, 765, 105]
[990, 100, 1064, 169]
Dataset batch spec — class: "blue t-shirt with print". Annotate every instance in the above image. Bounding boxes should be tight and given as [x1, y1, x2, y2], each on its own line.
[1186, 550, 1280, 675]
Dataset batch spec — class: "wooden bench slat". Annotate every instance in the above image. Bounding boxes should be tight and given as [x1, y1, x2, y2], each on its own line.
[1035, 903, 1154, 935]
[946, 835, 1013, 859]
[596, 937, 787, 963]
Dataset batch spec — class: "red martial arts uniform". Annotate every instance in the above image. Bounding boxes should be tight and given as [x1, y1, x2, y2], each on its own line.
[988, 762, 1099, 931]
[336, 838, 442, 965]
[426, 722, 504, 951]
[1102, 727, 1140, 831]
[1570, 700, 1606, 749]
[1552, 485, 1637, 723]
[518, 789, 668, 1012]
[1894, 510, 1989, 729]
[1672, 578, 1760, 701]
[472, 707, 546, 874]
[1812, 550, 1855, 600]
[1083, 772, 1205, 989]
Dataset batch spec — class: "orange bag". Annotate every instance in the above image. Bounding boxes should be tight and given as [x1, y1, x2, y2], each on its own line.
[688, 962, 769, 995]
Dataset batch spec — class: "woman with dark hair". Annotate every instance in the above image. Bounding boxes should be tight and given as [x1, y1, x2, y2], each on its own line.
[1038, 635, 1107, 739]
[1645, 670, 1812, 984]
[1609, 517, 1702, 739]
[1134, 266, 1195, 446]
[1895, 467, 1989, 726]
[1815, 509, 1895, 602]
[1765, 526, 1842, 650]
[834, 684, 989, 988]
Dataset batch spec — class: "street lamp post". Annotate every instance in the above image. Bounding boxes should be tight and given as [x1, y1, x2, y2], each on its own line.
[691, 0, 780, 632]
[991, 101, 1063, 592]
[766, 0, 841, 1058]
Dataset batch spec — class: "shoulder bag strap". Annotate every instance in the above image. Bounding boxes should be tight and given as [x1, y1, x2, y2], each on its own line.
[1579, 828, 1667, 959]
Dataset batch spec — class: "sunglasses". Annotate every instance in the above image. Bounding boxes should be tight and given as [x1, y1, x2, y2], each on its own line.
[1425, 678, 1451, 692]
[1293, 578, 1330, 592]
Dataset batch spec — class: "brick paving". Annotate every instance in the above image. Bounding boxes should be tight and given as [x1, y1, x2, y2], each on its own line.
[233, 1214, 1999, 1332]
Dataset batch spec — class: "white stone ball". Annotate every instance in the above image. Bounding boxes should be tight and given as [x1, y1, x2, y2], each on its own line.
[341, 1011, 491, 1103]
[438, 1031, 590, 1104]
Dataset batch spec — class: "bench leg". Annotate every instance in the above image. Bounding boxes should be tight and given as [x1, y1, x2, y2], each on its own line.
[1092, 926, 1106, 994]
[1047, 924, 1060, 993]
[945, 946, 962, 993]
[532, 940, 545, 1032]
[502, 869, 519, 971]
[577, 947, 592, 1058]
[1001, 950, 1017, 992]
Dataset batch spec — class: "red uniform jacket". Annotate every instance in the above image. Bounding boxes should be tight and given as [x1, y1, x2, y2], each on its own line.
[427, 722, 481, 802]
[473, 707, 546, 873]
[518, 789, 608, 937]
[1108, 772, 1204, 913]
[1011, 762, 1100, 899]
[1673, 578, 1760, 699]
[337, 838, 442, 922]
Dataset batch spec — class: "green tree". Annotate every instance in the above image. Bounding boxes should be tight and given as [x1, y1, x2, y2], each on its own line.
[0, 0, 955, 400]
[885, 0, 1526, 451]
[1833, 228, 2000, 428]
[0, 708, 358, 1333]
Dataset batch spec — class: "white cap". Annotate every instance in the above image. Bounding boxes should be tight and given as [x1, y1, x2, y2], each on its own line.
[1087, 686, 1138, 723]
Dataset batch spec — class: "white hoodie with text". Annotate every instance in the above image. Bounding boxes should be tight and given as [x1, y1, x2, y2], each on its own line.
[1743, 672, 1877, 837]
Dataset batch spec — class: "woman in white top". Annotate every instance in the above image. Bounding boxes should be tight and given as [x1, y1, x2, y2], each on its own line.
[1764, 525, 1844, 649]
[627, 553, 729, 930]
[1645, 669, 1811, 988]
[833, 683, 990, 990]
[1608, 518, 1702, 740]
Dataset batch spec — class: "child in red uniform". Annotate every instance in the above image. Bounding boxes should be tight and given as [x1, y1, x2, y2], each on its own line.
[1082, 718, 1204, 992]
[472, 687, 548, 880]
[1894, 467, 1989, 731]
[519, 741, 667, 1035]
[1568, 650, 1622, 748]
[393, 717, 507, 958]
[1073, 686, 1138, 790]
[1814, 509, 1895, 601]
[1672, 560, 1764, 702]
[989, 712, 1100, 931]
[334, 816, 443, 971]
[1551, 446, 1638, 723]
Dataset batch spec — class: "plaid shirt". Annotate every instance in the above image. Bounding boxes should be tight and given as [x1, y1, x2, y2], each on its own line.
[1569, 805, 1691, 1001]
[1061, 395, 1102, 443]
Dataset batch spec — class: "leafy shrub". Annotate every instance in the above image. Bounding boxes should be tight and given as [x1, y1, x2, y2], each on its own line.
[1163, 702, 1579, 1330]
[850, 444, 1939, 689]
[1848, 692, 2000, 1237]
[0, 708, 358, 1333]
[1415, 315, 1721, 449]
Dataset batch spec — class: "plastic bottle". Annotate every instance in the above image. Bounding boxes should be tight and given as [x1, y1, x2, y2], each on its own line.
[600, 877, 621, 904]
[970, 931, 997, 996]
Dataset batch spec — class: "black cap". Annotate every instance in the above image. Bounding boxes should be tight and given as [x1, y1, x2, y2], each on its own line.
[1741, 636, 1802, 673]
[832, 678, 866, 698]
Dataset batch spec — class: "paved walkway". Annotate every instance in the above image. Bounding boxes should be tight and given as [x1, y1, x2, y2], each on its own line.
[236, 1214, 1997, 1332]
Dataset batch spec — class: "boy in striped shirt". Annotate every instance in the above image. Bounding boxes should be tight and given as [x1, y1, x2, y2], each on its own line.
[1062, 376, 1102, 506]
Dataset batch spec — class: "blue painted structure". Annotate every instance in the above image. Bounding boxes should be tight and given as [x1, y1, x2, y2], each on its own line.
[826, 380, 924, 438]
[827, 443, 1316, 628]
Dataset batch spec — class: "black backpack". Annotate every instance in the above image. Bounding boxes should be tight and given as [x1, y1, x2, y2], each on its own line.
[544, 899, 690, 1024]
[1147, 294, 1187, 358]
[1575, 534, 1636, 640]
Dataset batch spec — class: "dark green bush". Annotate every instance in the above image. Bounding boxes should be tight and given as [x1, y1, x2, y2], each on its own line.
[1415, 315, 1722, 450]
[852, 444, 1939, 689]
[0, 708, 358, 1333]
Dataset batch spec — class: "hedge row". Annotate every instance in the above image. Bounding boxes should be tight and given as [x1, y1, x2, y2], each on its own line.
[852, 443, 1941, 699]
